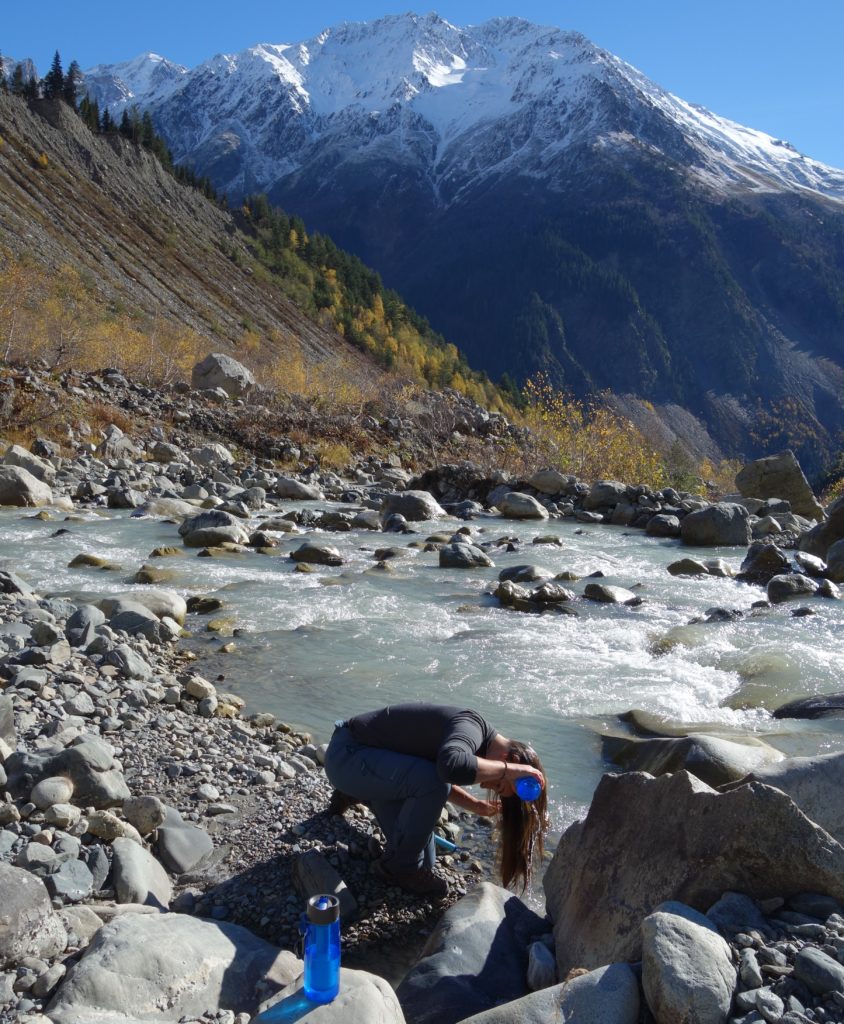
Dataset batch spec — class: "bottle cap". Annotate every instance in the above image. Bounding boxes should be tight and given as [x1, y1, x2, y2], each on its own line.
[515, 776, 542, 801]
[307, 894, 340, 924]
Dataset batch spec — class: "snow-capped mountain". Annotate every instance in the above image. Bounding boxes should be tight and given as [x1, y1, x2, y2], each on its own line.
[1, 56, 38, 83]
[83, 14, 844, 477]
[84, 13, 844, 204]
[83, 53, 186, 114]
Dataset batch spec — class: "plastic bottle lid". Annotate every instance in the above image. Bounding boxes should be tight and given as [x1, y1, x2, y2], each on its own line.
[515, 776, 542, 801]
[307, 894, 340, 924]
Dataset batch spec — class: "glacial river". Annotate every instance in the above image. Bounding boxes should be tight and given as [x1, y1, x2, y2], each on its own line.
[2, 502, 843, 839]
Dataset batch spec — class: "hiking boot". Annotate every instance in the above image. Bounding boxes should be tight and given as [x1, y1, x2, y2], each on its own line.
[371, 857, 449, 898]
[327, 789, 361, 816]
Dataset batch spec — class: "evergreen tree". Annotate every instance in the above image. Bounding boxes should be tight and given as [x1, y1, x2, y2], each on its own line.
[77, 94, 100, 132]
[63, 60, 81, 106]
[100, 108, 115, 133]
[10, 63, 26, 96]
[118, 109, 133, 139]
[42, 50, 64, 100]
[22, 72, 39, 101]
[140, 110, 155, 148]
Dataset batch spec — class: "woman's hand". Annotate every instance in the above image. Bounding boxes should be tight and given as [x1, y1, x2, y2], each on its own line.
[450, 786, 501, 817]
[473, 798, 501, 817]
[512, 764, 545, 789]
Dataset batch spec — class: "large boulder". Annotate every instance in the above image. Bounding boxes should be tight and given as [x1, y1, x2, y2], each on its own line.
[397, 882, 547, 1024]
[144, 496, 201, 519]
[5, 738, 130, 808]
[381, 490, 447, 521]
[799, 494, 844, 560]
[98, 588, 187, 626]
[258, 968, 406, 1023]
[605, 733, 784, 788]
[189, 442, 235, 468]
[155, 806, 214, 874]
[767, 572, 819, 603]
[274, 475, 325, 500]
[98, 424, 138, 461]
[543, 770, 844, 976]
[459, 963, 640, 1024]
[583, 480, 628, 511]
[825, 538, 844, 583]
[0, 863, 67, 968]
[111, 837, 172, 909]
[191, 352, 255, 398]
[527, 469, 567, 495]
[0, 464, 53, 506]
[641, 902, 735, 1024]
[496, 492, 549, 519]
[1, 443, 56, 484]
[178, 509, 249, 548]
[289, 542, 343, 566]
[47, 912, 299, 1024]
[737, 541, 791, 585]
[727, 751, 844, 848]
[773, 693, 844, 720]
[439, 543, 494, 569]
[680, 503, 751, 547]
[735, 450, 824, 521]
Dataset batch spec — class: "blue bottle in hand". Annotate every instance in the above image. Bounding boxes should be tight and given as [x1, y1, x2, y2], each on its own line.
[515, 775, 542, 801]
[303, 894, 340, 1003]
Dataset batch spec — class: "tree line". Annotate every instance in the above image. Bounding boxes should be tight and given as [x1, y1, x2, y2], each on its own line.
[0, 48, 220, 201]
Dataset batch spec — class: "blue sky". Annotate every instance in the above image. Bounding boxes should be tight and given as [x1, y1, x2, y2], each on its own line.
[4, 1, 844, 168]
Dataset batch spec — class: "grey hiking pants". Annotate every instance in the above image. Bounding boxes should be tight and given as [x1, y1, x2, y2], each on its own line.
[324, 724, 450, 872]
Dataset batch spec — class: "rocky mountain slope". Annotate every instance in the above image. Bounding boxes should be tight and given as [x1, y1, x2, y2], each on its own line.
[83, 13, 844, 477]
[0, 91, 364, 368]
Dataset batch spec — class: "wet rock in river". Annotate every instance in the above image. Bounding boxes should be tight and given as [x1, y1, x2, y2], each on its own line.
[737, 541, 791, 585]
[0, 465, 54, 507]
[289, 542, 343, 566]
[381, 489, 447, 522]
[495, 492, 549, 520]
[604, 733, 784, 788]
[439, 543, 494, 569]
[767, 573, 819, 604]
[680, 502, 751, 547]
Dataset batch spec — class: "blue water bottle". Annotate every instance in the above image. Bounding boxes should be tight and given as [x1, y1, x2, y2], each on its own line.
[303, 894, 341, 1004]
[515, 775, 542, 801]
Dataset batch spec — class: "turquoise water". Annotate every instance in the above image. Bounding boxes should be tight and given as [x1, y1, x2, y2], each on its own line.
[3, 502, 843, 839]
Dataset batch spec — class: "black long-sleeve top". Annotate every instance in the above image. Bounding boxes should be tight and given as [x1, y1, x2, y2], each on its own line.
[346, 703, 497, 785]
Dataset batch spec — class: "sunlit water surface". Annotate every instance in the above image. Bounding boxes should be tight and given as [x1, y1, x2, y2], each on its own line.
[3, 504, 843, 842]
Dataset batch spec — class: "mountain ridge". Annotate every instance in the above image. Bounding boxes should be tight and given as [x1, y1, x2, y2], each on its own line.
[81, 13, 844, 205]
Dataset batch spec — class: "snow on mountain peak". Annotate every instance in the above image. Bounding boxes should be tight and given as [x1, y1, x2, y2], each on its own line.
[82, 13, 844, 203]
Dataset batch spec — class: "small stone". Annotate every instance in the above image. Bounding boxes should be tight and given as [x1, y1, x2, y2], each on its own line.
[46, 859, 94, 902]
[44, 804, 81, 829]
[741, 948, 765, 989]
[63, 692, 95, 716]
[756, 988, 785, 1023]
[186, 676, 216, 700]
[30, 962, 66, 998]
[30, 776, 74, 811]
[122, 795, 166, 837]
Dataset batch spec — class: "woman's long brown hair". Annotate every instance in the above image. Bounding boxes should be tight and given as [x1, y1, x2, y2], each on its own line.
[496, 740, 549, 891]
